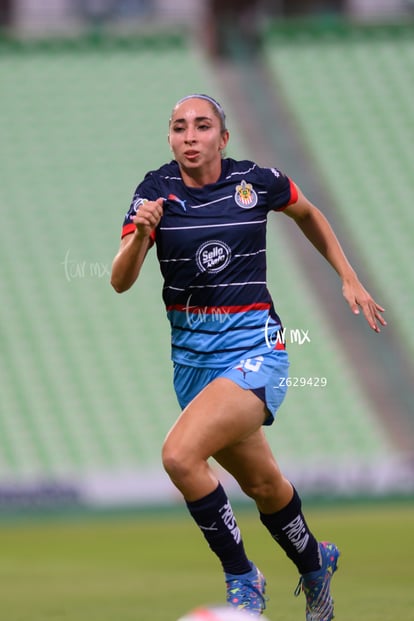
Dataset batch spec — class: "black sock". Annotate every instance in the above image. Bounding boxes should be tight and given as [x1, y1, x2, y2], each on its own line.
[259, 487, 321, 574]
[186, 483, 251, 575]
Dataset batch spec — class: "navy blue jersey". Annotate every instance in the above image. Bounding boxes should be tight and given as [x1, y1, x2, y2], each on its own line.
[121, 158, 298, 367]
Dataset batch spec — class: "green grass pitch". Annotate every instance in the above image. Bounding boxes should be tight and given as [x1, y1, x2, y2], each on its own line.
[0, 501, 413, 621]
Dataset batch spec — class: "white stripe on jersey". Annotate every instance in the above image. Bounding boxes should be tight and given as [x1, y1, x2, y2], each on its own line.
[159, 257, 193, 263]
[160, 249, 266, 264]
[163, 281, 266, 292]
[233, 249, 266, 258]
[188, 281, 267, 288]
[188, 195, 232, 209]
[225, 164, 257, 178]
[189, 191, 267, 209]
[159, 219, 266, 231]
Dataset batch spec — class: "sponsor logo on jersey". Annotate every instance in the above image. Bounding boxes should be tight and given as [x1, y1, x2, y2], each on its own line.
[196, 240, 232, 273]
[234, 179, 258, 209]
[270, 167, 281, 178]
[168, 193, 187, 211]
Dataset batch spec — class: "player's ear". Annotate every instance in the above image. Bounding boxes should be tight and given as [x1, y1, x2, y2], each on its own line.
[219, 130, 230, 152]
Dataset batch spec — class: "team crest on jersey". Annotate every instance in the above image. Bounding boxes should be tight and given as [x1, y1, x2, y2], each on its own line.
[196, 240, 232, 274]
[234, 180, 258, 209]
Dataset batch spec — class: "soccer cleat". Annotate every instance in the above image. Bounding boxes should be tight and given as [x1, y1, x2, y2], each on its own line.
[225, 562, 267, 616]
[294, 541, 340, 621]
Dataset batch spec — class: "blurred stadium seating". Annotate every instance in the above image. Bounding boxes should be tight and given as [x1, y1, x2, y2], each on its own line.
[0, 23, 413, 510]
[265, 23, 414, 358]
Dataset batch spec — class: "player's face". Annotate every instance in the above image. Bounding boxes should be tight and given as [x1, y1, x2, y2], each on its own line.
[168, 98, 229, 183]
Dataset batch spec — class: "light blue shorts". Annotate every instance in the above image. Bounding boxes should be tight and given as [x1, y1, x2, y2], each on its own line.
[173, 348, 290, 426]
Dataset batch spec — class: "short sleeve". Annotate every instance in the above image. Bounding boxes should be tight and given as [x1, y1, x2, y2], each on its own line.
[121, 174, 161, 242]
[265, 167, 298, 211]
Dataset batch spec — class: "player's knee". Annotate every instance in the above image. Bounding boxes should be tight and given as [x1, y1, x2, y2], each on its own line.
[161, 441, 192, 483]
[240, 477, 282, 504]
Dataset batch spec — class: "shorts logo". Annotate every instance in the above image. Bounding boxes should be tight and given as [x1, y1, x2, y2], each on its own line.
[196, 240, 232, 273]
[235, 356, 264, 378]
[234, 180, 258, 209]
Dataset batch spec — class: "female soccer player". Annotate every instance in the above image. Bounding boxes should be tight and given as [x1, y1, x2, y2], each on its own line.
[111, 94, 386, 619]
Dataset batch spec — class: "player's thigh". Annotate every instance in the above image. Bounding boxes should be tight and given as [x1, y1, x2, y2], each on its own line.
[164, 377, 268, 461]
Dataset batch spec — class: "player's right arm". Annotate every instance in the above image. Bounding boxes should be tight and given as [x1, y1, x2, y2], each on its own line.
[110, 198, 163, 293]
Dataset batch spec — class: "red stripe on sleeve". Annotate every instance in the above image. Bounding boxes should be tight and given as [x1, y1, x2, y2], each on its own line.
[287, 179, 298, 206]
[121, 224, 156, 246]
[121, 223, 136, 238]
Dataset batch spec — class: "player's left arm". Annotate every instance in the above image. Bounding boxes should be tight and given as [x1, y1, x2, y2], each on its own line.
[283, 183, 387, 333]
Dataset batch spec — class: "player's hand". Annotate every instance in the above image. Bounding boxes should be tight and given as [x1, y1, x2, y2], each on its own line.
[132, 198, 164, 238]
[342, 278, 387, 333]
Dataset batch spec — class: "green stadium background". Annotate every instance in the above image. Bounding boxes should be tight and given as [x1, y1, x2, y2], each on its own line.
[1, 20, 413, 512]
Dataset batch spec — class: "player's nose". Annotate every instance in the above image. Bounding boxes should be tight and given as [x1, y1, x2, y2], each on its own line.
[184, 127, 197, 143]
